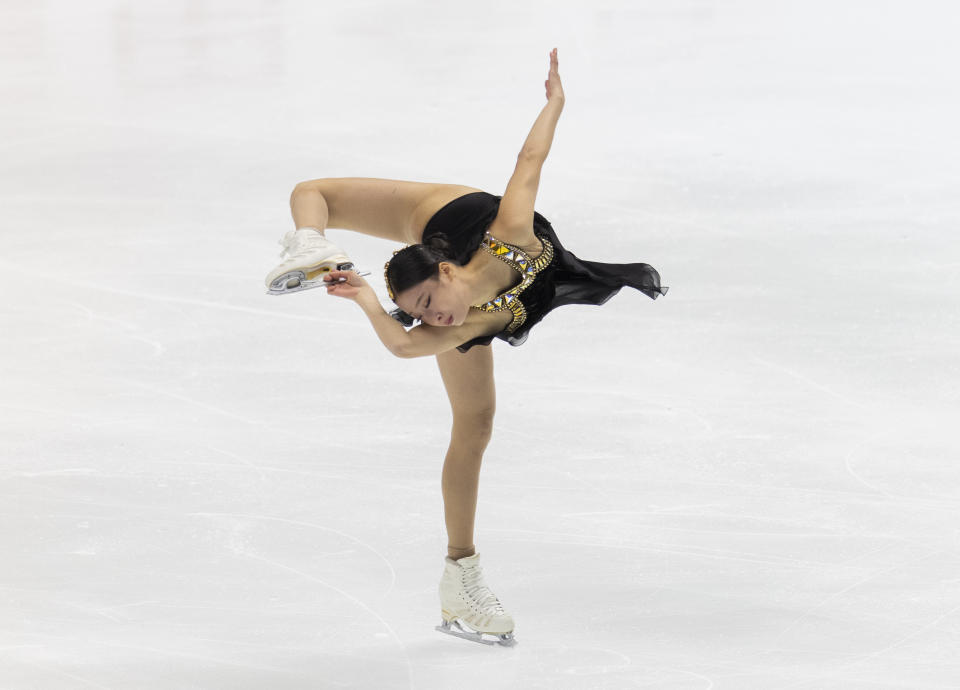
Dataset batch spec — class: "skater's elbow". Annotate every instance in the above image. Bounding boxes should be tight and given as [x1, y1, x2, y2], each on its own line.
[392, 337, 444, 359]
[392, 342, 427, 359]
[389, 340, 416, 358]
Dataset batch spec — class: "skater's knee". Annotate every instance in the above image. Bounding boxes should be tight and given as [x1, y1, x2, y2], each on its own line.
[290, 180, 323, 204]
[452, 409, 495, 448]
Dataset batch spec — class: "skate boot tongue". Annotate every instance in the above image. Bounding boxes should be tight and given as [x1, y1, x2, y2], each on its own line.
[448, 553, 481, 567]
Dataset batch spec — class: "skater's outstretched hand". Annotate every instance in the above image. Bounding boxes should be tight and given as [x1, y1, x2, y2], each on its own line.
[323, 270, 369, 300]
[545, 47, 564, 103]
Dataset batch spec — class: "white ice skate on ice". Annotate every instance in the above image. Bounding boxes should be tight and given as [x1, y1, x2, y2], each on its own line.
[436, 552, 517, 647]
[265, 228, 355, 295]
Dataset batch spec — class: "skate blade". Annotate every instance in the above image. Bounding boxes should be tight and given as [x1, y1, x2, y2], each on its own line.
[435, 619, 517, 647]
[266, 262, 355, 295]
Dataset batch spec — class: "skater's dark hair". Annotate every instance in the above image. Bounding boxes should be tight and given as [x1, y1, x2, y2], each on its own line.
[384, 233, 458, 326]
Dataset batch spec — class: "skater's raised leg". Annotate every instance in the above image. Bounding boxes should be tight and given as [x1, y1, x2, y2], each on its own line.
[290, 177, 482, 244]
[267, 178, 482, 294]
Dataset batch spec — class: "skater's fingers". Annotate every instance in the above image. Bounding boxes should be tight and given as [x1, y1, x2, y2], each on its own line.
[324, 272, 351, 285]
[326, 270, 360, 285]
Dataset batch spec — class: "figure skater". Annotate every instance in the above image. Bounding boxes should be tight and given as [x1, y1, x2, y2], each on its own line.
[264, 48, 667, 646]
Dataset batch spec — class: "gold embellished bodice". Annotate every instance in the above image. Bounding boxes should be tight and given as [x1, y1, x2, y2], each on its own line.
[470, 232, 555, 333]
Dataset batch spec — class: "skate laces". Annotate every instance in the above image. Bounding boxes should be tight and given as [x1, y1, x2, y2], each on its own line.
[461, 565, 506, 615]
[278, 229, 335, 259]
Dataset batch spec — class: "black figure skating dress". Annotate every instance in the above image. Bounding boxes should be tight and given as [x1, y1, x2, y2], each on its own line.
[420, 191, 668, 353]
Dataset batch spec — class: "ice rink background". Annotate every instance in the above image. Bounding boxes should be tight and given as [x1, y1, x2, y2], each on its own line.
[2, 1, 959, 688]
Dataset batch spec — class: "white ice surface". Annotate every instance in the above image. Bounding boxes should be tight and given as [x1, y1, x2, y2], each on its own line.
[1, 1, 959, 688]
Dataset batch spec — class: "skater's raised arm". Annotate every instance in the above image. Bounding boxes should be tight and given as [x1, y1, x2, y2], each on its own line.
[491, 49, 565, 239]
[520, 48, 565, 160]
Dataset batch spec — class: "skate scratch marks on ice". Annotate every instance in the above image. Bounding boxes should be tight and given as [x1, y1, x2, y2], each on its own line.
[842, 426, 907, 500]
[62, 300, 166, 357]
[0, 258, 356, 327]
[18, 659, 115, 690]
[20, 631, 302, 674]
[551, 646, 632, 675]
[207, 445, 268, 482]
[779, 596, 960, 686]
[94, 599, 164, 619]
[866, 599, 960, 657]
[488, 527, 857, 569]
[188, 517, 412, 689]
[114, 379, 263, 426]
[666, 669, 715, 690]
[751, 355, 867, 409]
[187, 512, 398, 598]
[561, 508, 834, 537]
[13, 468, 98, 477]
[769, 549, 945, 652]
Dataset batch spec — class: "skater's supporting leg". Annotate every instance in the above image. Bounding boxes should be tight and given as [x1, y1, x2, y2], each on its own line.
[442, 435, 487, 560]
[436, 346, 495, 561]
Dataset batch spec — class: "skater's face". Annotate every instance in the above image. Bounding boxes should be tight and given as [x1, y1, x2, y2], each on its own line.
[395, 263, 469, 328]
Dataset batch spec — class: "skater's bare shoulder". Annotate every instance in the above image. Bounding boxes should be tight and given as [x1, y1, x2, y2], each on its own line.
[396, 309, 511, 358]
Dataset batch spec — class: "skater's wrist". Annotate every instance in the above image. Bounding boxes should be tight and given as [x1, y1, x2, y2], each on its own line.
[353, 284, 380, 309]
[355, 294, 410, 356]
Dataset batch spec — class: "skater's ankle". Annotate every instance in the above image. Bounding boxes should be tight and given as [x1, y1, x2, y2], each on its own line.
[447, 545, 476, 560]
[296, 225, 326, 236]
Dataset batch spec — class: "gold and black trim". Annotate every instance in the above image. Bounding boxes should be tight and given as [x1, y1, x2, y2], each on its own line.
[384, 247, 406, 301]
[471, 233, 554, 333]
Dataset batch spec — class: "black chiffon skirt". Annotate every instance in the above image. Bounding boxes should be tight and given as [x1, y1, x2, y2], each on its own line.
[419, 191, 668, 352]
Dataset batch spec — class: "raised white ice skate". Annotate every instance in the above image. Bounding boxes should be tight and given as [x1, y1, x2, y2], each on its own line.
[265, 228, 355, 295]
[436, 552, 516, 647]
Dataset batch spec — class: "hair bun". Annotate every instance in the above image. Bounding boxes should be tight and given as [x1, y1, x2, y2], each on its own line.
[385, 233, 461, 305]
[424, 232, 453, 260]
